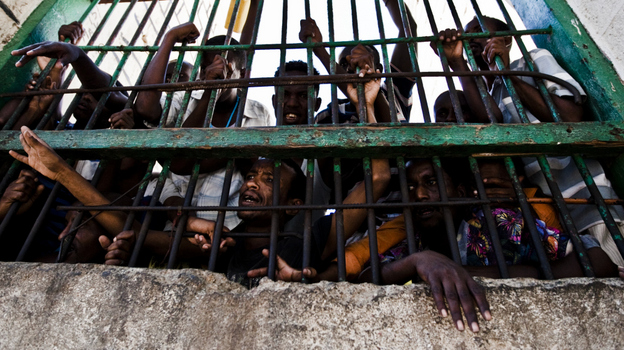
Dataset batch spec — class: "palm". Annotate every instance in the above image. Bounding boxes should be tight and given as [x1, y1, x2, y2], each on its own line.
[13, 128, 67, 182]
[346, 79, 381, 107]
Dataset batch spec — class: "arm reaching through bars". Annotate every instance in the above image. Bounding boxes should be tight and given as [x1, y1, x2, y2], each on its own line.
[9, 127, 128, 236]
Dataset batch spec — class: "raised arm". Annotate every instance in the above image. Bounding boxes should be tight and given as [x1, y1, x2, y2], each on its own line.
[134, 23, 200, 124]
[9, 127, 128, 235]
[431, 29, 502, 123]
[384, 0, 417, 73]
[11, 41, 127, 113]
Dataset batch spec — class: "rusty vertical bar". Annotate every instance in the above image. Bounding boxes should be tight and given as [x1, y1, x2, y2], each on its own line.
[274, 0, 288, 126]
[373, 0, 398, 123]
[431, 156, 461, 263]
[504, 157, 554, 279]
[397, 157, 417, 255]
[267, 160, 281, 281]
[301, 160, 314, 283]
[422, 0, 465, 124]
[469, 157, 509, 277]
[333, 158, 346, 281]
[363, 157, 381, 284]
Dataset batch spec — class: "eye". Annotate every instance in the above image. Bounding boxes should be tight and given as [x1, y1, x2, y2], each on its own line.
[426, 178, 438, 186]
[408, 185, 415, 191]
[266, 176, 273, 183]
[246, 174, 255, 181]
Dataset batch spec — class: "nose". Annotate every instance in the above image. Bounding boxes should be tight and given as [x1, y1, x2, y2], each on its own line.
[244, 177, 259, 190]
[284, 93, 299, 107]
[415, 185, 430, 202]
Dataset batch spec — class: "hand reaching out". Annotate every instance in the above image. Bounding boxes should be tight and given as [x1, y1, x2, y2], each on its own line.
[109, 108, 135, 129]
[411, 250, 491, 332]
[12, 42, 83, 68]
[186, 216, 234, 253]
[58, 21, 85, 45]
[0, 170, 44, 218]
[247, 249, 317, 282]
[201, 55, 233, 81]
[9, 126, 71, 182]
[99, 230, 135, 265]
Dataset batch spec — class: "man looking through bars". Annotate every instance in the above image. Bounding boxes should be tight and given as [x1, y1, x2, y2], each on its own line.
[298, 0, 417, 123]
[432, 17, 624, 267]
[136, 23, 272, 232]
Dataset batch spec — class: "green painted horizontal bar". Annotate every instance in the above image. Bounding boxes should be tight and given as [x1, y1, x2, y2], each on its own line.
[75, 28, 550, 52]
[1, 122, 623, 159]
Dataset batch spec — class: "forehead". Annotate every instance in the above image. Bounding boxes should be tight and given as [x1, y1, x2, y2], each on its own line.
[277, 71, 310, 92]
[434, 93, 452, 111]
[479, 161, 509, 179]
[407, 160, 435, 180]
[249, 160, 297, 182]
[465, 18, 497, 33]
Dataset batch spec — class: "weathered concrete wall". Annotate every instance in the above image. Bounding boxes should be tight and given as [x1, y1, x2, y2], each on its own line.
[0, 262, 622, 349]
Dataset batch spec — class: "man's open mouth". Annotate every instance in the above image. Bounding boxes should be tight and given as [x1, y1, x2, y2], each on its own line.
[241, 191, 261, 206]
[284, 113, 299, 122]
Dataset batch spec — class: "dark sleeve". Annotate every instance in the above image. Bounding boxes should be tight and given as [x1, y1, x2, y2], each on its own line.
[309, 215, 334, 269]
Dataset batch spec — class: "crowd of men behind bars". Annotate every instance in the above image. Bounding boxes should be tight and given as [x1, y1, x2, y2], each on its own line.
[1, 0, 623, 333]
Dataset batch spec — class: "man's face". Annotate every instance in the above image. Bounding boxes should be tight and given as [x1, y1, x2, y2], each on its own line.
[74, 93, 111, 123]
[407, 160, 463, 230]
[58, 210, 106, 263]
[434, 92, 474, 123]
[463, 18, 492, 66]
[238, 159, 298, 224]
[272, 70, 320, 125]
[166, 62, 193, 83]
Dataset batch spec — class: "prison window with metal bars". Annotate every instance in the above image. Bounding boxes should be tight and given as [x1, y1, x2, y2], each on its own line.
[0, 0, 622, 285]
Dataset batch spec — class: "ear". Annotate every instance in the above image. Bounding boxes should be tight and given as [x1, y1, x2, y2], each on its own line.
[376, 63, 384, 73]
[285, 198, 303, 217]
[239, 67, 246, 78]
[272, 94, 277, 109]
[505, 36, 512, 47]
[314, 97, 322, 112]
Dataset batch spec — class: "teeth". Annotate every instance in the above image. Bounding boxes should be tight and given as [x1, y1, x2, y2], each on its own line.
[285, 113, 297, 119]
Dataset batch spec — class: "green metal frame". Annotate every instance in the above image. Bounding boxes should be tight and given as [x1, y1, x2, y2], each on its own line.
[510, 0, 624, 194]
[0, 0, 92, 102]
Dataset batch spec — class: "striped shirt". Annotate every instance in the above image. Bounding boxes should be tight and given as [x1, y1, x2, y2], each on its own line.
[144, 93, 273, 230]
[491, 48, 624, 231]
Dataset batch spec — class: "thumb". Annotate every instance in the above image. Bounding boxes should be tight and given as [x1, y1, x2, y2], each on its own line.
[99, 235, 112, 249]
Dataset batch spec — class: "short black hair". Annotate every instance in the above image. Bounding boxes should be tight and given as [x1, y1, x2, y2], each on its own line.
[274, 60, 321, 94]
[471, 16, 510, 32]
[203, 35, 246, 69]
[281, 159, 307, 202]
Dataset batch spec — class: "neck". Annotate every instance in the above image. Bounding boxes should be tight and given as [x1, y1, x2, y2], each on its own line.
[211, 89, 239, 127]
[243, 221, 273, 251]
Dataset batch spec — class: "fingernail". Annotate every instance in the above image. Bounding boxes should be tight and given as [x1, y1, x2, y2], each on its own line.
[359, 72, 364, 78]
[456, 320, 464, 331]
[471, 322, 479, 333]
[440, 309, 448, 318]
[484, 310, 492, 321]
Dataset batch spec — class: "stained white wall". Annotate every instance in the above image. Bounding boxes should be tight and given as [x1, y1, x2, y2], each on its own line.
[0, 0, 45, 52]
[566, 0, 624, 80]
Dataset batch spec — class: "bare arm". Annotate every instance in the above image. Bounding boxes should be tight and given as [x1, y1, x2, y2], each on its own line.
[431, 29, 502, 123]
[9, 127, 128, 235]
[134, 23, 200, 125]
[385, 0, 417, 73]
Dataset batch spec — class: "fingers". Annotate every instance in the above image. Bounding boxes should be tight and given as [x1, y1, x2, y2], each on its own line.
[468, 280, 492, 321]
[619, 266, 624, 279]
[456, 282, 479, 333]
[8, 150, 27, 165]
[429, 277, 450, 318]
[247, 267, 268, 278]
[441, 278, 465, 331]
[109, 109, 134, 129]
[99, 235, 112, 250]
